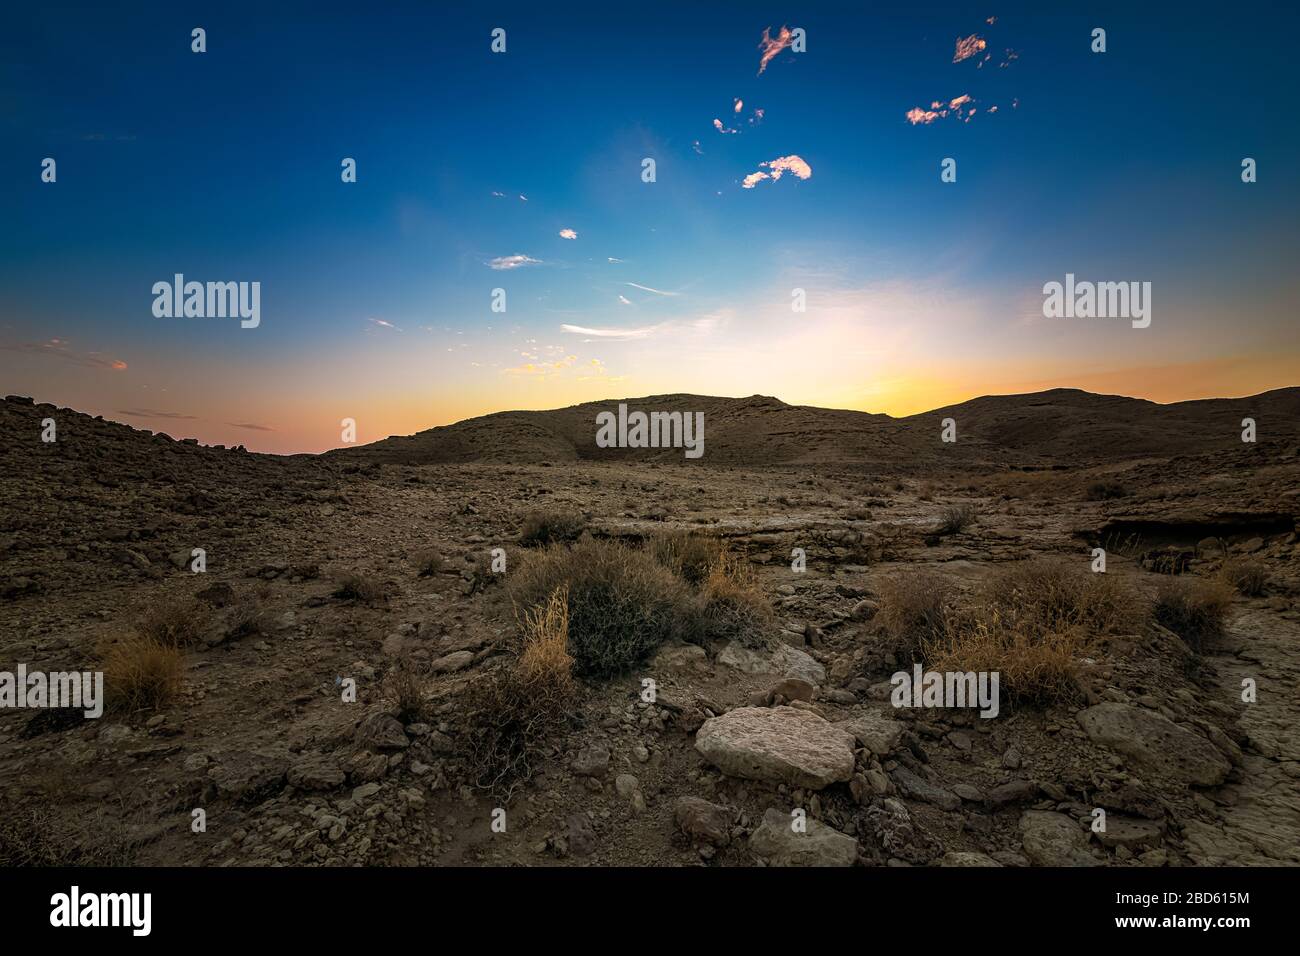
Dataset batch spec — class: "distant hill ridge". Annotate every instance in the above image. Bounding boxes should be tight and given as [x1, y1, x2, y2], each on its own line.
[324, 387, 1300, 466]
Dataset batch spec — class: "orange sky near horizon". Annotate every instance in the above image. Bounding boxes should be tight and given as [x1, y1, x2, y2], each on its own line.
[33, 348, 1295, 455]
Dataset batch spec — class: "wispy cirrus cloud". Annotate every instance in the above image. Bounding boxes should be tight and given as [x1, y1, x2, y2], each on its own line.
[741, 154, 812, 188]
[757, 26, 794, 75]
[561, 323, 656, 340]
[226, 421, 275, 431]
[366, 317, 402, 332]
[2, 338, 127, 370]
[625, 281, 679, 297]
[116, 408, 197, 420]
[488, 254, 542, 270]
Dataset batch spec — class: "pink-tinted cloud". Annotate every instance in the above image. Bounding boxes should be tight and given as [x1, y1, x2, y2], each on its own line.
[734, 98, 743, 113]
[713, 118, 738, 134]
[741, 155, 812, 188]
[558, 228, 578, 240]
[906, 94, 978, 125]
[953, 34, 987, 63]
[757, 26, 793, 75]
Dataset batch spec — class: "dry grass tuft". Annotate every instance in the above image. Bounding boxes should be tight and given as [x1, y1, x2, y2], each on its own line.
[876, 570, 955, 660]
[462, 585, 576, 797]
[693, 551, 776, 647]
[0, 801, 140, 867]
[100, 633, 183, 714]
[1153, 576, 1234, 652]
[134, 597, 208, 647]
[979, 560, 1146, 638]
[412, 549, 445, 577]
[935, 503, 977, 535]
[1218, 557, 1269, 597]
[226, 596, 270, 639]
[880, 560, 1146, 704]
[333, 572, 386, 604]
[924, 609, 1085, 706]
[647, 530, 728, 586]
[518, 510, 588, 547]
[382, 661, 429, 724]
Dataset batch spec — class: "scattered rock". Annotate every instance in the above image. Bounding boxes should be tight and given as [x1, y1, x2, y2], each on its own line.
[695, 706, 855, 790]
[674, 796, 732, 847]
[1019, 810, 1102, 867]
[748, 808, 857, 866]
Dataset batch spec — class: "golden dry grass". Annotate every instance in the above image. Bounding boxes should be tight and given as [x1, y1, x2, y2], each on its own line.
[100, 633, 183, 714]
[1153, 575, 1235, 651]
[694, 550, 776, 647]
[876, 570, 954, 659]
[463, 585, 576, 797]
[880, 559, 1147, 704]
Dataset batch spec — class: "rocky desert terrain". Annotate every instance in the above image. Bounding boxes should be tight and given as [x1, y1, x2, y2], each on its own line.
[2, 388, 1298, 867]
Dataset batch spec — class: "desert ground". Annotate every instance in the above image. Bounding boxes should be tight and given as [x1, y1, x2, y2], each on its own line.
[2, 389, 1298, 867]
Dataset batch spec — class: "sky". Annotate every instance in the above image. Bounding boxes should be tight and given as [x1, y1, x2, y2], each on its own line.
[2, 1, 1297, 454]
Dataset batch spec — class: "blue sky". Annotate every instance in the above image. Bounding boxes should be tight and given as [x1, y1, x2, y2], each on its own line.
[2, 1, 1296, 452]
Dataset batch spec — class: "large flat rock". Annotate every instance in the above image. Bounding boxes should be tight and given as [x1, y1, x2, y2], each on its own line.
[1076, 703, 1230, 787]
[717, 642, 826, 685]
[695, 706, 855, 790]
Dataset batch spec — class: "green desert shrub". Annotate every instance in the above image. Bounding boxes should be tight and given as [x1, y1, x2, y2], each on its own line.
[509, 537, 690, 677]
[518, 510, 588, 548]
[935, 503, 977, 535]
[691, 551, 776, 647]
[646, 530, 728, 586]
[333, 572, 386, 604]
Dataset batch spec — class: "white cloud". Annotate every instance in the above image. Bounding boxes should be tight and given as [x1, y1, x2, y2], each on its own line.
[561, 323, 656, 340]
[488, 254, 541, 270]
[741, 155, 812, 188]
[559, 228, 578, 240]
